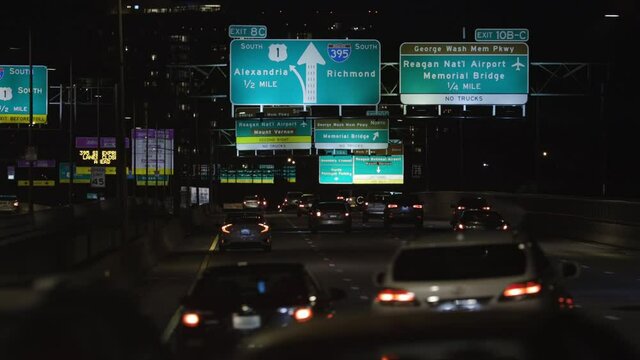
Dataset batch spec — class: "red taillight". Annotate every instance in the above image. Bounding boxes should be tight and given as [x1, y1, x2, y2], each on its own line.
[457, 223, 465, 230]
[482, 206, 491, 210]
[259, 223, 270, 233]
[457, 206, 465, 210]
[502, 281, 542, 298]
[315, 211, 322, 217]
[181, 312, 200, 328]
[365, 202, 369, 206]
[263, 201, 267, 206]
[294, 307, 313, 322]
[337, 196, 344, 200]
[345, 212, 350, 217]
[375, 288, 416, 303]
[502, 224, 509, 231]
[387, 204, 398, 209]
[299, 204, 305, 208]
[221, 224, 233, 234]
[412, 204, 423, 209]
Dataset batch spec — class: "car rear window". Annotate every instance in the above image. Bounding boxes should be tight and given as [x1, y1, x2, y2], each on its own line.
[193, 269, 309, 306]
[461, 211, 502, 222]
[389, 195, 419, 204]
[393, 244, 526, 281]
[317, 203, 347, 212]
[458, 197, 488, 207]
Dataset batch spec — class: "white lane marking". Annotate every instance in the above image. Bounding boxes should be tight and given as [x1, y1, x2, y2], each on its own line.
[360, 295, 370, 300]
[604, 315, 620, 321]
[323, 258, 331, 261]
[209, 235, 220, 252]
[343, 278, 352, 282]
[604, 271, 615, 275]
[161, 235, 216, 343]
[328, 263, 336, 267]
[334, 269, 344, 273]
[581, 265, 590, 269]
[351, 286, 360, 291]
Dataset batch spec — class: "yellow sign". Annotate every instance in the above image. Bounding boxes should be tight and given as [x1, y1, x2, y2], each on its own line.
[78, 150, 117, 165]
[17, 180, 55, 186]
[0, 114, 47, 124]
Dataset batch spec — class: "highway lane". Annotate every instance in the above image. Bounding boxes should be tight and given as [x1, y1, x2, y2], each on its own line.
[131, 210, 640, 357]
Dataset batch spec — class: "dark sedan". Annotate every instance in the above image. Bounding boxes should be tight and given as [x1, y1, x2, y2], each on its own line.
[308, 201, 352, 233]
[383, 194, 424, 229]
[454, 210, 510, 232]
[174, 263, 344, 356]
[219, 213, 271, 252]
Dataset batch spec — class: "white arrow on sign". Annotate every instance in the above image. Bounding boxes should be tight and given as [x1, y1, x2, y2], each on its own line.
[376, 166, 381, 174]
[372, 132, 379, 141]
[297, 43, 325, 104]
[289, 65, 306, 100]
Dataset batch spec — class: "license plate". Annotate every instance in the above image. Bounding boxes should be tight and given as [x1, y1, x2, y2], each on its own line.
[240, 229, 251, 235]
[232, 314, 261, 330]
[329, 214, 338, 218]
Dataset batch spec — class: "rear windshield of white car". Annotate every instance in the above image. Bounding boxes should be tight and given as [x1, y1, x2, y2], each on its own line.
[393, 244, 526, 281]
[317, 203, 347, 212]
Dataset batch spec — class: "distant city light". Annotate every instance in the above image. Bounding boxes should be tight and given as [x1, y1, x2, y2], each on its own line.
[292, 161, 296, 165]
[134, 5, 140, 10]
[542, 151, 549, 157]
[604, 14, 620, 18]
[482, 163, 489, 167]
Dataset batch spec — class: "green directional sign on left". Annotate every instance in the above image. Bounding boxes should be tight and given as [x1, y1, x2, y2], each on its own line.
[315, 119, 388, 150]
[230, 39, 380, 105]
[0, 65, 48, 124]
[235, 118, 312, 150]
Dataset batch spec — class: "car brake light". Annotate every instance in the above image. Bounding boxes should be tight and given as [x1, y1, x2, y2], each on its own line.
[457, 223, 464, 230]
[221, 224, 233, 234]
[412, 204, 423, 209]
[13, 201, 19, 207]
[299, 204, 305, 208]
[502, 281, 542, 298]
[502, 224, 509, 231]
[316, 211, 322, 217]
[345, 213, 350, 217]
[259, 223, 269, 233]
[376, 288, 416, 303]
[457, 206, 465, 210]
[365, 202, 369, 206]
[181, 312, 200, 328]
[483, 206, 491, 210]
[293, 307, 313, 322]
[337, 196, 344, 200]
[263, 201, 267, 206]
[387, 204, 398, 208]
[284, 198, 288, 202]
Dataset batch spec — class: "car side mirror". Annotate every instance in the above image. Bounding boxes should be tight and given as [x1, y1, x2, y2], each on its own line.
[374, 272, 385, 286]
[329, 288, 347, 301]
[560, 261, 580, 279]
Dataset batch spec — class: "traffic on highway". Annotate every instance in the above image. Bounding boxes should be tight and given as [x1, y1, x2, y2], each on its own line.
[0, 1, 637, 360]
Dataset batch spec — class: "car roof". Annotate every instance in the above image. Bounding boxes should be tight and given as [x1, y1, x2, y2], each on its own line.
[400, 232, 525, 249]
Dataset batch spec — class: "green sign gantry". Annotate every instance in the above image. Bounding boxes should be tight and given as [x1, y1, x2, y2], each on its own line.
[400, 42, 528, 105]
[318, 155, 404, 184]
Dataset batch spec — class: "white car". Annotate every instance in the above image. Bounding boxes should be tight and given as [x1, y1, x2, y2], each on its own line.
[372, 232, 579, 313]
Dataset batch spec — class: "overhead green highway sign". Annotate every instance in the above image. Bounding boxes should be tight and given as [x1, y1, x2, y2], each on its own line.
[235, 118, 312, 150]
[314, 119, 388, 150]
[399, 42, 528, 105]
[318, 155, 404, 184]
[475, 28, 529, 42]
[0, 65, 48, 124]
[230, 39, 380, 105]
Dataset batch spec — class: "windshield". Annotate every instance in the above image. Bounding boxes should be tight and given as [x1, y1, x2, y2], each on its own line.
[393, 245, 527, 281]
